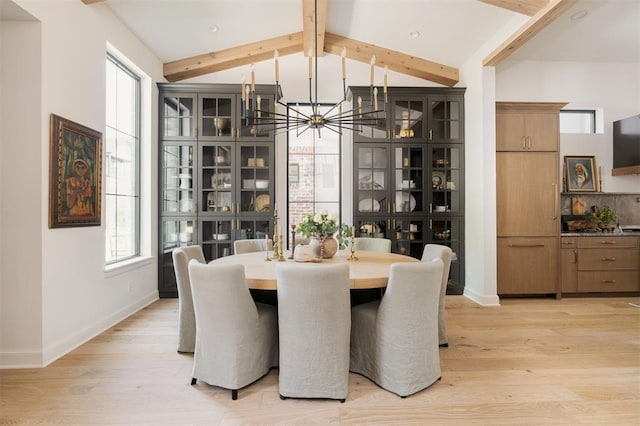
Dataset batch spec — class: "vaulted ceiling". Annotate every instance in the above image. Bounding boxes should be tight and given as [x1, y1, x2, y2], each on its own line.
[81, 0, 639, 86]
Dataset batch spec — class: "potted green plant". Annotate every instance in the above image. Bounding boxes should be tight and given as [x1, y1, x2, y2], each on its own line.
[296, 212, 352, 258]
[590, 204, 618, 232]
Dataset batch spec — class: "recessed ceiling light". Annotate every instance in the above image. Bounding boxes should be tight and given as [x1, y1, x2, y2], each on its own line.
[570, 10, 588, 20]
[208, 25, 219, 33]
[409, 30, 421, 39]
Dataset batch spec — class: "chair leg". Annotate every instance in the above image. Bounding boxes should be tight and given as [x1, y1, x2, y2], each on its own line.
[439, 343, 449, 348]
[231, 389, 238, 400]
[339, 399, 345, 403]
[279, 395, 287, 400]
[190, 378, 197, 385]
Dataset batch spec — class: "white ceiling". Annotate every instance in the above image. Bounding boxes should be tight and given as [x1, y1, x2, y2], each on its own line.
[101, 0, 639, 72]
[1, 0, 638, 74]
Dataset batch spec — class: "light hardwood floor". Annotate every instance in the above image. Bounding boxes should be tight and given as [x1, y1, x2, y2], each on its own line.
[1, 296, 639, 425]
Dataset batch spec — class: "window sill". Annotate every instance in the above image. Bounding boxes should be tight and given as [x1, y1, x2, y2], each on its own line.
[104, 256, 154, 278]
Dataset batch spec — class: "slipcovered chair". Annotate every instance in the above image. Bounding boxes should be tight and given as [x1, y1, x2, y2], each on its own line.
[276, 263, 351, 402]
[172, 245, 205, 353]
[421, 244, 453, 347]
[188, 261, 279, 400]
[234, 238, 273, 254]
[350, 260, 444, 398]
[353, 237, 392, 253]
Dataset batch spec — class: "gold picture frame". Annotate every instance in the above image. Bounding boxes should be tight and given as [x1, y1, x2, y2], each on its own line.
[564, 155, 598, 192]
[49, 114, 103, 228]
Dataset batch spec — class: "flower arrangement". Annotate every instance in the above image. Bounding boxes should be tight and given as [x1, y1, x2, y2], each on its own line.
[296, 211, 352, 249]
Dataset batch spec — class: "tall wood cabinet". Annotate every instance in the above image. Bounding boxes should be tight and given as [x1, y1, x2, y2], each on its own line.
[496, 102, 566, 296]
[350, 86, 466, 294]
[158, 83, 278, 297]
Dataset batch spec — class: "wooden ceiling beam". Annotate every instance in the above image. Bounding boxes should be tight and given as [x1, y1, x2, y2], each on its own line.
[303, 0, 327, 58]
[164, 32, 304, 82]
[324, 33, 459, 87]
[477, 0, 549, 16]
[483, 0, 578, 66]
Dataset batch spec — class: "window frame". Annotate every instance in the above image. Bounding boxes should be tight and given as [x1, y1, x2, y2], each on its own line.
[105, 52, 141, 265]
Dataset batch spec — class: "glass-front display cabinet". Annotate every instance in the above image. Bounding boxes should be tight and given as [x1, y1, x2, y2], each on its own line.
[159, 218, 196, 297]
[162, 142, 195, 215]
[428, 217, 464, 294]
[429, 145, 463, 214]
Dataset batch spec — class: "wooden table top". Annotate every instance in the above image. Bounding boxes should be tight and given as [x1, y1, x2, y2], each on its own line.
[211, 250, 419, 290]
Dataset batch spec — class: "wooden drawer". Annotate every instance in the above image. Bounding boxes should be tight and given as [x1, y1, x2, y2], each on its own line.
[498, 237, 558, 294]
[577, 236, 640, 249]
[578, 271, 640, 292]
[578, 249, 640, 271]
[561, 237, 577, 249]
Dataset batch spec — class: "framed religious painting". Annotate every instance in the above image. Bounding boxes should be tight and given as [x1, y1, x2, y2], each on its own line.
[49, 114, 103, 228]
[564, 155, 598, 192]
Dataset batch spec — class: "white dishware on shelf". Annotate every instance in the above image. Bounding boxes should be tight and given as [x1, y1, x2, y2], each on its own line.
[359, 198, 381, 212]
[435, 205, 446, 212]
[395, 193, 416, 212]
[255, 179, 269, 189]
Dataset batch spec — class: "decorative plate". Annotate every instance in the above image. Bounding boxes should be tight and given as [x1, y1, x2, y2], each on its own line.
[395, 192, 416, 212]
[432, 171, 445, 189]
[358, 198, 381, 212]
[255, 194, 270, 212]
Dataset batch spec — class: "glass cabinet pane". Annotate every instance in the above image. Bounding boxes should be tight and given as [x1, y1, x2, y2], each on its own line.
[239, 145, 272, 214]
[239, 94, 274, 138]
[430, 146, 461, 214]
[428, 218, 463, 292]
[200, 219, 233, 261]
[201, 144, 234, 214]
[393, 218, 425, 258]
[353, 93, 387, 141]
[393, 98, 424, 140]
[162, 219, 196, 251]
[355, 218, 387, 238]
[356, 146, 388, 213]
[237, 219, 272, 242]
[393, 146, 423, 213]
[429, 98, 462, 142]
[200, 95, 234, 138]
[162, 144, 194, 213]
[162, 96, 194, 138]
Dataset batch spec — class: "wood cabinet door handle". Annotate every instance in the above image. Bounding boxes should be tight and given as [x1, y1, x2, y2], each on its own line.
[601, 280, 617, 284]
[521, 136, 526, 150]
[600, 241, 617, 245]
[527, 135, 532, 149]
[508, 244, 545, 248]
[600, 257, 617, 262]
[552, 183, 558, 219]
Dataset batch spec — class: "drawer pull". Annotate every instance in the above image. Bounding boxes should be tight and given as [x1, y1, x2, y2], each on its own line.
[600, 241, 617, 245]
[508, 244, 545, 248]
[601, 280, 617, 284]
[600, 257, 617, 262]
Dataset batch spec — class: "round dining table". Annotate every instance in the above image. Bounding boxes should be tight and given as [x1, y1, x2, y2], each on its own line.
[211, 250, 420, 290]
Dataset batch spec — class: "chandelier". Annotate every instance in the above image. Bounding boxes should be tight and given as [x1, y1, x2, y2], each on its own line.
[240, 0, 387, 137]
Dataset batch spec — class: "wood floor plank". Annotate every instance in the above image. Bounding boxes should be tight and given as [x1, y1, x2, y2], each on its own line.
[1, 296, 639, 425]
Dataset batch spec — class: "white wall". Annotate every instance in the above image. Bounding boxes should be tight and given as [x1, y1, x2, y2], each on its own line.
[0, 18, 44, 367]
[496, 60, 640, 193]
[1, 0, 165, 368]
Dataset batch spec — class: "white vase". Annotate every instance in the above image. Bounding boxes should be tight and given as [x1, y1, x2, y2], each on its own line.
[309, 235, 338, 258]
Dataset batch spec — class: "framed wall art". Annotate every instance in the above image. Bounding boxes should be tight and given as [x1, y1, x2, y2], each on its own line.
[49, 114, 103, 228]
[564, 155, 598, 192]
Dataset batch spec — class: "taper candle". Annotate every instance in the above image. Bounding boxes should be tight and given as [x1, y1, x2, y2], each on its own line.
[374, 87, 378, 108]
[341, 47, 347, 80]
[250, 63, 256, 92]
[241, 74, 245, 101]
[383, 65, 388, 93]
[274, 49, 279, 82]
[370, 55, 376, 86]
[256, 95, 262, 118]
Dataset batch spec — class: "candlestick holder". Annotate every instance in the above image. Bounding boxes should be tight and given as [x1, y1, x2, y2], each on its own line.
[288, 224, 296, 260]
[277, 235, 286, 261]
[347, 234, 359, 261]
[264, 235, 271, 261]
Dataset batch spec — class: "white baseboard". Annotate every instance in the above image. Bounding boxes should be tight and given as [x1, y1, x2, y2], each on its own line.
[0, 291, 158, 369]
[463, 287, 500, 306]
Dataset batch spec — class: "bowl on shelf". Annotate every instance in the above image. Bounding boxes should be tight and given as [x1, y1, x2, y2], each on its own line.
[255, 179, 269, 189]
[434, 205, 446, 212]
[212, 233, 229, 240]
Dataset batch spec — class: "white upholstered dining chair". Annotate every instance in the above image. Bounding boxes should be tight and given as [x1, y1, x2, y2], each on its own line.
[276, 263, 351, 402]
[233, 238, 273, 254]
[172, 245, 205, 353]
[188, 261, 278, 400]
[353, 237, 392, 253]
[421, 244, 453, 347]
[350, 259, 444, 397]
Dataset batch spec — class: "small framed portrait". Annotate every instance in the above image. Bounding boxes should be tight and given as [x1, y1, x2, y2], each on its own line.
[564, 155, 598, 192]
[49, 114, 103, 228]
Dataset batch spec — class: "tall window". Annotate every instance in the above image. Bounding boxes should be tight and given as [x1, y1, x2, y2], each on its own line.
[105, 53, 140, 263]
[287, 104, 342, 246]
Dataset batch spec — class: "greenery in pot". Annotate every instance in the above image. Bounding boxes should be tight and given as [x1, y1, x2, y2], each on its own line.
[296, 211, 353, 249]
[587, 204, 617, 231]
